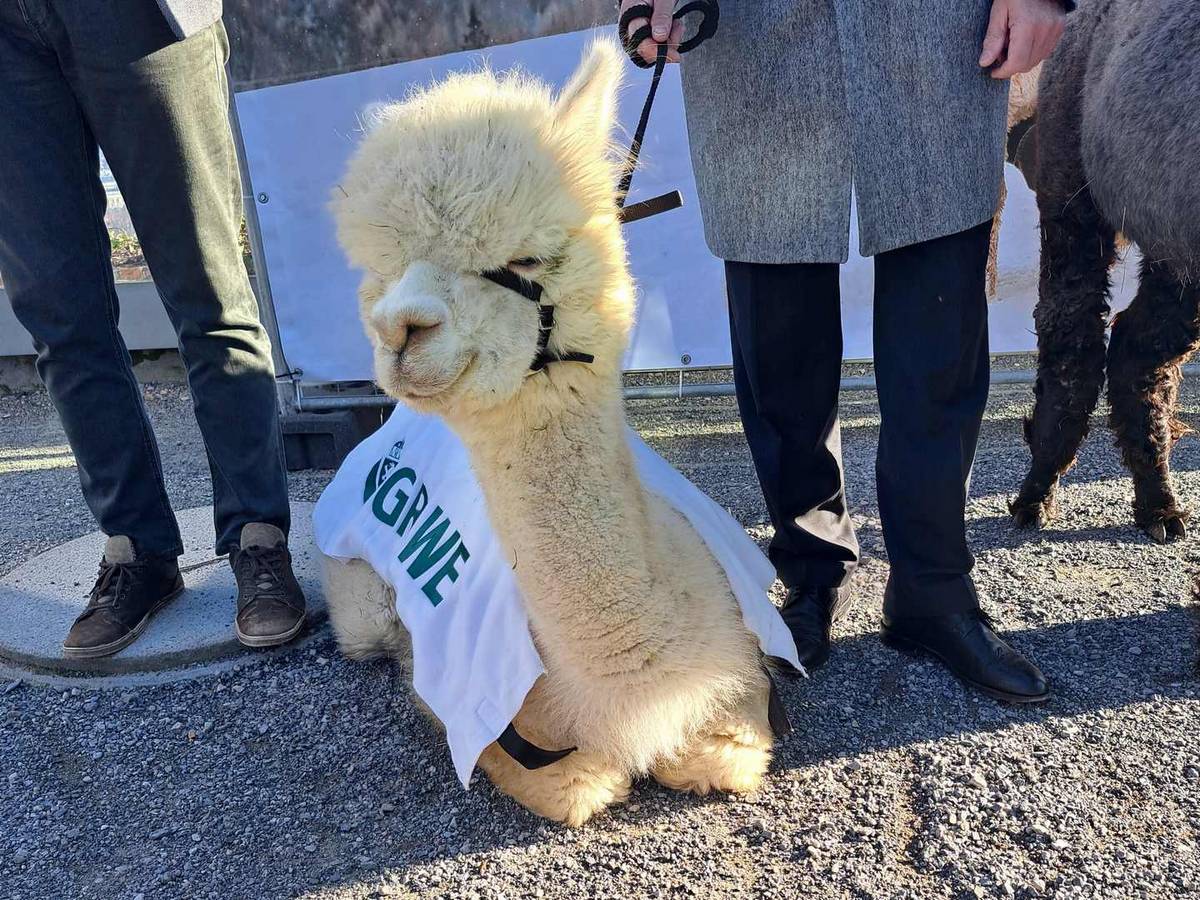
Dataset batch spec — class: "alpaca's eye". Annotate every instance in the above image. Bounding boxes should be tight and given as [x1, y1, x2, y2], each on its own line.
[508, 257, 542, 270]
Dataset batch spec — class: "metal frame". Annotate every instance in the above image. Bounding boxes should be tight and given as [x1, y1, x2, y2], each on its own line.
[221, 87, 1072, 417]
[287, 366, 1078, 411]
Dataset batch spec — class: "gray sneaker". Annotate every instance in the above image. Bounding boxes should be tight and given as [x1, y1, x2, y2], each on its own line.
[229, 524, 306, 648]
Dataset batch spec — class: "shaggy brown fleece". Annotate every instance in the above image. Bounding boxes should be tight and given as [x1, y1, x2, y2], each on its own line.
[1008, 0, 1200, 543]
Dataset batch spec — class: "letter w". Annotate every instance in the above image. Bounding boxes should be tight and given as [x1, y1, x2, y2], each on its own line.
[398, 506, 459, 581]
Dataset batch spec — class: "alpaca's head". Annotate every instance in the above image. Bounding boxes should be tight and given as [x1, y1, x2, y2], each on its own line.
[332, 42, 632, 414]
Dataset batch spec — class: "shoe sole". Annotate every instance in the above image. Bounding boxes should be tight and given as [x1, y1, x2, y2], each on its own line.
[880, 630, 1051, 705]
[235, 613, 307, 649]
[62, 582, 186, 660]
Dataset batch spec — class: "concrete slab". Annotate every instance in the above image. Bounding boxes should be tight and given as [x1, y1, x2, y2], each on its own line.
[0, 502, 325, 676]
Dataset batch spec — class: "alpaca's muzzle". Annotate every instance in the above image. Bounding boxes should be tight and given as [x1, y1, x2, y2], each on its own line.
[371, 267, 451, 357]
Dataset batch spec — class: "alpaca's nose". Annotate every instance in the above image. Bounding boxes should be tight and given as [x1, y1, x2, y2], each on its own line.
[372, 310, 441, 355]
[371, 276, 449, 355]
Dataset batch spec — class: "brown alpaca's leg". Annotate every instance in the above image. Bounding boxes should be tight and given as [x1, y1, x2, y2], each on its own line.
[650, 678, 773, 796]
[1106, 261, 1200, 542]
[1011, 185, 1116, 529]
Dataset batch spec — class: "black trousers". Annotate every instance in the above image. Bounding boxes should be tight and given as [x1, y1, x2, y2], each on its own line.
[0, 4, 289, 557]
[727, 220, 992, 617]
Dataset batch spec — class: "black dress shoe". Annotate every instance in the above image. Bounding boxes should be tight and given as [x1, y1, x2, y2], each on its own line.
[63, 536, 184, 659]
[881, 609, 1050, 704]
[230, 523, 307, 648]
[776, 584, 854, 674]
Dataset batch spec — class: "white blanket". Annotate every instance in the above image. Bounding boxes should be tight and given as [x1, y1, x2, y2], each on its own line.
[313, 405, 799, 787]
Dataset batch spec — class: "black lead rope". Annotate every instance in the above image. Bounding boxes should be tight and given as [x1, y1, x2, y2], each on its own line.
[480, 0, 720, 379]
[616, 0, 719, 224]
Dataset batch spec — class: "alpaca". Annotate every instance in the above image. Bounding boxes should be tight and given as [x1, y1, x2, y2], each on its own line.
[1008, 0, 1200, 543]
[321, 42, 778, 826]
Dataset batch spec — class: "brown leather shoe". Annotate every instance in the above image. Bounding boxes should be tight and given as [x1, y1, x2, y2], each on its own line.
[229, 524, 306, 648]
[63, 536, 184, 659]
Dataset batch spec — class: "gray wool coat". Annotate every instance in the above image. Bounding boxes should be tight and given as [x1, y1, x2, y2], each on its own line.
[155, 0, 222, 39]
[678, 0, 1010, 262]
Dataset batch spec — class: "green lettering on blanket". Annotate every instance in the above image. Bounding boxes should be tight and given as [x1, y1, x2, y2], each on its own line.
[371, 467, 416, 527]
[422, 541, 471, 606]
[399, 506, 458, 577]
[396, 483, 429, 538]
[362, 441, 471, 607]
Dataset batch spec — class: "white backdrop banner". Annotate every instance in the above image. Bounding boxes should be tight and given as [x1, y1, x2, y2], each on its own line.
[234, 28, 1140, 385]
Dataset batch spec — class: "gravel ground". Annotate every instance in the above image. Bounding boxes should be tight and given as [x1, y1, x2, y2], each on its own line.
[1, 372, 1198, 900]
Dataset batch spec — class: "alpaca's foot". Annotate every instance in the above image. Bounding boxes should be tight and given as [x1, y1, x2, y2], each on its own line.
[1010, 484, 1059, 530]
[1136, 503, 1189, 544]
[652, 721, 772, 797]
[478, 744, 630, 827]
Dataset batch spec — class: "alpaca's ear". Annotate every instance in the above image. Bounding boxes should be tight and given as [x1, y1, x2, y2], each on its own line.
[554, 40, 623, 143]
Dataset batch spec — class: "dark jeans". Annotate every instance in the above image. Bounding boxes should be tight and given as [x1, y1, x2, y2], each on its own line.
[0, 2, 289, 558]
[727, 220, 992, 617]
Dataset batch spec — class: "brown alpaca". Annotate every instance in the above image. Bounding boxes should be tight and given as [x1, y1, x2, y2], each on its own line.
[1008, 0, 1200, 543]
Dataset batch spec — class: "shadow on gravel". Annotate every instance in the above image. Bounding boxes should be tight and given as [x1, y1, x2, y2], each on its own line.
[772, 605, 1199, 774]
[304, 606, 1200, 898]
[967, 514, 1166, 548]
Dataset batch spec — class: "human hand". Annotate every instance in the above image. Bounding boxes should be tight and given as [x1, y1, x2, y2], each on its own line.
[979, 0, 1067, 80]
[619, 0, 683, 65]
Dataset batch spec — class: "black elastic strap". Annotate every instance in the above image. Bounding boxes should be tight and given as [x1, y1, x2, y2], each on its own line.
[617, 2, 718, 69]
[497, 723, 577, 770]
[765, 666, 792, 738]
[618, 3, 658, 70]
[482, 270, 595, 372]
[675, 0, 720, 52]
[530, 303, 556, 372]
[530, 303, 595, 371]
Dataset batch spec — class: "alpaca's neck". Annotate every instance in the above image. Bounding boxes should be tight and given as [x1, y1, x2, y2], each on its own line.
[452, 381, 669, 680]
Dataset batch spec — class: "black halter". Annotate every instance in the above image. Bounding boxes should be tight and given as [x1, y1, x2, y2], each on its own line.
[481, 0, 719, 377]
[480, 266, 595, 373]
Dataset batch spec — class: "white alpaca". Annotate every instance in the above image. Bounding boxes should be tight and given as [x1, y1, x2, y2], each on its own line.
[322, 42, 779, 826]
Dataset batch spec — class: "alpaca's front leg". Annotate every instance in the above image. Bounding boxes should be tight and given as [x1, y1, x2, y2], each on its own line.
[321, 555, 409, 662]
[476, 742, 630, 827]
[1011, 185, 1116, 530]
[651, 680, 774, 797]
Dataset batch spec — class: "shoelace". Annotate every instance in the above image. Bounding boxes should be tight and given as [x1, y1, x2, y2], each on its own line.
[78, 560, 141, 619]
[235, 546, 289, 605]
